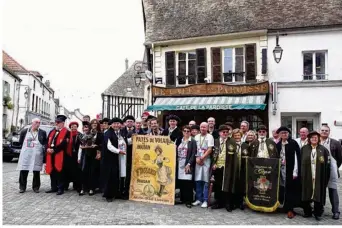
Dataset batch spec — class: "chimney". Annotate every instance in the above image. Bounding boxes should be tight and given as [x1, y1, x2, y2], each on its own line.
[125, 58, 129, 71]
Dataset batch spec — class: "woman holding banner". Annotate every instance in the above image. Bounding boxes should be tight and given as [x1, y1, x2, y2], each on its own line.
[175, 125, 197, 208]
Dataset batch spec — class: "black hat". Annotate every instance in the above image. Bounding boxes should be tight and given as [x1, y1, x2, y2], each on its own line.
[82, 121, 90, 127]
[218, 125, 229, 132]
[146, 115, 157, 121]
[308, 131, 321, 139]
[102, 118, 110, 123]
[191, 125, 200, 131]
[225, 122, 234, 129]
[166, 114, 181, 123]
[55, 114, 67, 122]
[257, 125, 267, 132]
[123, 115, 135, 122]
[276, 126, 291, 134]
[110, 117, 123, 124]
[99, 120, 103, 124]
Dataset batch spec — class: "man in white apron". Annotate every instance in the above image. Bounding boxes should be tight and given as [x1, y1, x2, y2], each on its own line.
[320, 125, 342, 220]
[17, 118, 47, 193]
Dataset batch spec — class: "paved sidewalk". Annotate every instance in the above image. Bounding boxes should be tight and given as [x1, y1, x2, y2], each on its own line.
[2, 161, 342, 225]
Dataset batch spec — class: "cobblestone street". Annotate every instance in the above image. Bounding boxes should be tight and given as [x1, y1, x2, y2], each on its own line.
[2, 161, 342, 225]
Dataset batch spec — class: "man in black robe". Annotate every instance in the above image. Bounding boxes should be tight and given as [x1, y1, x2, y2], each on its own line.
[121, 115, 135, 200]
[101, 117, 122, 202]
[249, 125, 279, 158]
[301, 131, 330, 221]
[162, 114, 182, 142]
[276, 126, 301, 219]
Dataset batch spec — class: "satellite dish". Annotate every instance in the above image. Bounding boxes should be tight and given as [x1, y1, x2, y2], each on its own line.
[145, 70, 153, 81]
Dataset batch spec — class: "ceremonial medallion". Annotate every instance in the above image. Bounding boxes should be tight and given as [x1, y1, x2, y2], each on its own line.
[243, 149, 248, 155]
[319, 156, 324, 163]
[268, 144, 274, 150]
[228, 145, 234, 151]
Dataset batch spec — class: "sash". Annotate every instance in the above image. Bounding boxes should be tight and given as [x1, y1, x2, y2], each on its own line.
[46, 128, 70, 174]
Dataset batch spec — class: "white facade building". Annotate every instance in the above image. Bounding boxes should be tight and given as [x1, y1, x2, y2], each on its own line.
[268, 29, 342, 140]
[17, 72, 56, 127]
[2, 67, 22, 135]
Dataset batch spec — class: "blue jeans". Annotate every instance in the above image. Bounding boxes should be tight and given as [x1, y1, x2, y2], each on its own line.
[195, 181, 209, 202]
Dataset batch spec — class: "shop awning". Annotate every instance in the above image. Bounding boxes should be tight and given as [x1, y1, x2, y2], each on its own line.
[147, 95, 267, 111]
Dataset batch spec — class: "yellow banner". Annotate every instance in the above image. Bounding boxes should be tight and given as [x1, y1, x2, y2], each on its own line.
[129, 135, 176, 205]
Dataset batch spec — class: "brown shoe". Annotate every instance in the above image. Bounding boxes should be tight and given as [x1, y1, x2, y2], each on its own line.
[287, 211, 295, 219]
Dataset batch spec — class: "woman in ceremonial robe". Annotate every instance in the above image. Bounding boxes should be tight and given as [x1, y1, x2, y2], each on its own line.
[301, 131, 330, 221]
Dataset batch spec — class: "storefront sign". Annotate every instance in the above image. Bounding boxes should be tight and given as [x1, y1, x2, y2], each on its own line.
[152, 81, 269, 97]
[129, 135, 176, 205]
[245, 157, 281, 212]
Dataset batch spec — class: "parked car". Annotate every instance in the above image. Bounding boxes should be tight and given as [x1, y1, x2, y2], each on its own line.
[3, 124, 54, 162]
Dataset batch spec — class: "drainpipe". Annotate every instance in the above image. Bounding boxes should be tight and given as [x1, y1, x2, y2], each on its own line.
[14, 80, 21, 131]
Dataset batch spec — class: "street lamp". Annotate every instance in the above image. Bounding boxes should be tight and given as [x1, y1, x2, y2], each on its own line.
[273, 33, 283, 63]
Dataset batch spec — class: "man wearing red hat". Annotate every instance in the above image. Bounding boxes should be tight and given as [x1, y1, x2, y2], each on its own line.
[45, 114, 73, 195]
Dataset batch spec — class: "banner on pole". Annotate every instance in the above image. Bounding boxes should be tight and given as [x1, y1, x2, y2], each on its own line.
[245, 157, 281, 212]
[129, 135, 176, 205]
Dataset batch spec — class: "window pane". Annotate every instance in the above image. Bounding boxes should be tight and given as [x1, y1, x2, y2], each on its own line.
[178, 76, 186, 85]
[281, 116, 292, 133]
[178, 61, 186, 75]
[223, 48, 233, 73]
[188, 52, 196, 60]
[235, 47, 243, 56]
[188, 59, 196, 76]
[235, 56, 244, 73]
[178, 52, 186, 61]
[303, 53, 313, 76]
[316, 52, 325, 75]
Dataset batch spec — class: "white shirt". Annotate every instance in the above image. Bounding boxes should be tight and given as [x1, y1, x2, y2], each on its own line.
[257, 137, 269, 158]
[194, 133, 214, 157]
[280, 140, 298, 177]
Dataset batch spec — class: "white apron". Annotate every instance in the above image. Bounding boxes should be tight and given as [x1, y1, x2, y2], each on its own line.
[17, 130, 44, 171]
[118, 136, 127, 177]
[195, 136, 211, 182]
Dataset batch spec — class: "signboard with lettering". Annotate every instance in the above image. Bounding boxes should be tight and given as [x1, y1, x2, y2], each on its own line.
[245, 158, 281, 212]
[129, 135, 176, 205]
[152, 81, 269, 97]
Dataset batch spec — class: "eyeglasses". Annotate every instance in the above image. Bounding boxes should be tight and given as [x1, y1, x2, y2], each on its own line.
[183, 130, 190, 133]
[258, 130, 266, 133]
[321, 130, 329, 132]
[221, 131, 229, 134]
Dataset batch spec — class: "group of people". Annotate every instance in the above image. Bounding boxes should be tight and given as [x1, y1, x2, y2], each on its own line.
[16, 112, 341, 222]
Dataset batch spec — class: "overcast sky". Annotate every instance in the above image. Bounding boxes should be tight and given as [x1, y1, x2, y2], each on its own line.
[3, 0, 145, 118]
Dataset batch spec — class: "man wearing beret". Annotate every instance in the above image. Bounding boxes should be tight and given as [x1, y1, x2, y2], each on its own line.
[162, 114, 182, 142]
[121, 115, 136, 199]
[249, 125, 279, 158]
[276, 126, 301, 219]
[102, 117, 127, 202]
[45, 114, 72, 195]
[101, 118, 110, 133]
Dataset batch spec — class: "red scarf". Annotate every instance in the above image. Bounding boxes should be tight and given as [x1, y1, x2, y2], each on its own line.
[71, 130, 78, 138]
[45, 127, 72, 174]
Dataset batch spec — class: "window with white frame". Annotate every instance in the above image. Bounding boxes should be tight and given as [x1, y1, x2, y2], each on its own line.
[222, 47, 244, 82]
[3, 81, 10, 97]
[176, 51, 196, 85]
[303, 51, 327, 80]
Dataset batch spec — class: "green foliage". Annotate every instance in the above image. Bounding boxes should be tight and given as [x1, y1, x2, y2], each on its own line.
[6, 102, 14, 110]
[3, 96, 11, 105]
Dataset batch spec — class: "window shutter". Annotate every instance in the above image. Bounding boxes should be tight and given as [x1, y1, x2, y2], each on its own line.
[165, 51, 176, 86]
[261, 48, 267, 75]
[211, 47, 222, 82]
[196, 48, 206, 83]
[245, 44, 257, 82]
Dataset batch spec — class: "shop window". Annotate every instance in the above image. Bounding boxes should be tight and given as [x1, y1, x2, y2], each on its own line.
[303, 51, 327, 80]
[238, 115, 263, 130]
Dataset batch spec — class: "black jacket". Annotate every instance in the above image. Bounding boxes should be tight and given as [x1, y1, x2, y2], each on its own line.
[162, 127, 182, 142]
[328, 138, 342, 178]
[19, 128, 47, 162]
[19, 128, 47, 148]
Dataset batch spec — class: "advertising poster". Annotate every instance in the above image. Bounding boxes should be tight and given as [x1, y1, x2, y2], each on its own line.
[129, 135, 176, 205]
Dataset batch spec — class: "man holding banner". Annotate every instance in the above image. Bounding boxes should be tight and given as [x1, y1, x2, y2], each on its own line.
[245, 125, 280, 212]
[276, 126, 302, 219]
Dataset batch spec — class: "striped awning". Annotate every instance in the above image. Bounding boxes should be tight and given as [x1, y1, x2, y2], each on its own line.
[147, 95, 266, 111]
